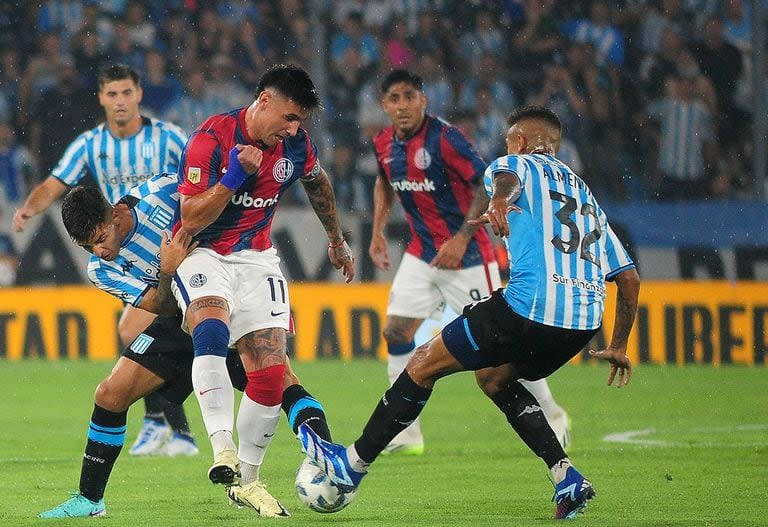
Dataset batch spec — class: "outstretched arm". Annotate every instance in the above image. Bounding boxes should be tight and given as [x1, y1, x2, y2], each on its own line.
[12, 177, 68, 232]
[301, 168, 354, 283]
[589, 267, 640, 387]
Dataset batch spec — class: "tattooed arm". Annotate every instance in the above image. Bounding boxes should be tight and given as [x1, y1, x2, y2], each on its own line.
[301, 167, 355, 282]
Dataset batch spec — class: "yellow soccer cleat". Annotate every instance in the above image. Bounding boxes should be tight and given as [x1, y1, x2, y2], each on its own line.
[228, 480, 290, 518]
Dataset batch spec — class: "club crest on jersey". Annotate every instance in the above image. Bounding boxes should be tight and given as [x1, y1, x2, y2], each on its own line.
[273, 158, 294, 183]
[141, 142, 155, 159]
[413, 147, 432, 170]
[189, 273, 207, 288]
[188, 167, 201, 184]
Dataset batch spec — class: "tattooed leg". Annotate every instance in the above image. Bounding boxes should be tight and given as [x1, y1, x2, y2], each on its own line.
[235, 328, 288, 484]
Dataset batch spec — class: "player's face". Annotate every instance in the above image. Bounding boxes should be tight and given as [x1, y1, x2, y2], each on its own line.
[80, 219, 121, 261]
[255, 90, 309, 147]
[381, 82, 427, 138]
[99, 79, 142, 127]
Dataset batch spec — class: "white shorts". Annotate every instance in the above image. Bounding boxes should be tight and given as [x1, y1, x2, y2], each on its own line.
[172, 247, 291, 347]
[387, 252, 501, 320]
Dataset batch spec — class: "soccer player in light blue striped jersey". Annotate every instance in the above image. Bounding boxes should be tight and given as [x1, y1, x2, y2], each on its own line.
[298, 106, 641, 520]
[12, 64, 194, 457]
[41, 172, 334, 518]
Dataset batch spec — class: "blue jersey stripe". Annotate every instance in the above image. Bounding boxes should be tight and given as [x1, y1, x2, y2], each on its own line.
[486, 153, 633, 330]
[56, 144, 87, 183]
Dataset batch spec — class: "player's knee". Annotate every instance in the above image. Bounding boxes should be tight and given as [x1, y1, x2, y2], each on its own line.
[118, 324, 137, 348]
[283, 368, 300, 389]
[475, 370, 507, 397]
[245, 364, 286, 406]
[383, 324, 411, 345]
[94, 378, 130, 412]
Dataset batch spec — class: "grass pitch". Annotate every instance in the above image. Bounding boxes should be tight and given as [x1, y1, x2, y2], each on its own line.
[0, 359, 765, 526]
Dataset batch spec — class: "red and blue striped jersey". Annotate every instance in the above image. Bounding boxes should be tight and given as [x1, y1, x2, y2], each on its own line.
[176, 108, 319, 255]
[373, 114, 495, 268]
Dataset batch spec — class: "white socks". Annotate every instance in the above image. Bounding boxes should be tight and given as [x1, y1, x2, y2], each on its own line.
[550, 458, 572, 485]
[520, 378, 563, 420]
[236, 393, 280, 484]
[192, 355, 235, 451]
[345, 445, 370, 474]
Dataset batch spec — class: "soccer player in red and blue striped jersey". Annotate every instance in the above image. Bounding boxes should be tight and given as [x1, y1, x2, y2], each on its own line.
[370, 69, 570, 454]
[171, 64, 354, 517]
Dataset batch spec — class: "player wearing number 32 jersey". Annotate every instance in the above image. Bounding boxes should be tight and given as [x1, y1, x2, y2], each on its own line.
[297, 106, 640, 521]
[485, 153, 633, 330]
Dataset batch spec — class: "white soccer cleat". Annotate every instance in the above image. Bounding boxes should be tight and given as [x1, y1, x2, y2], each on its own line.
[129, 418, 171, 456]
[227, 480, 290, 518]
[162, 432, 200, 457]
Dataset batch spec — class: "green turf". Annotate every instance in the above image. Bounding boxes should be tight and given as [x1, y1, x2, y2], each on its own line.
[0, 360, 765, 526]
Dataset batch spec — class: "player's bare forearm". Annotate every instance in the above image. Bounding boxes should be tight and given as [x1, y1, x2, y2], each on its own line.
[492, 173, 521, 202]
[608, 267, 640, 350]
[458, 182, 490, 239]
[371, 176, 394, 237]
[301, 169, 343, 242]
[179, 186, 233, 237]
[24, 177, 68, 214]
[155, 272, 179, 316]
[13, 177, 68, 231]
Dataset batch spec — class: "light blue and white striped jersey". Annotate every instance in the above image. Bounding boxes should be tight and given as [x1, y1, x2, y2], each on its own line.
[52, 116, 187, 205]
[87, 172, 179, 307]
[646, 98, 712, 180]
[484, 153, 634, 330]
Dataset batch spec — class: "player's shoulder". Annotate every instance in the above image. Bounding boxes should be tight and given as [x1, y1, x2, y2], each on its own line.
[86, 255, 116, 279]
[147, 116, 188, 138]
[373, 125, 394, 146]
[77, 122, 107, 142]
[130, 172, 179, 200]
[489, 154, 525, 171]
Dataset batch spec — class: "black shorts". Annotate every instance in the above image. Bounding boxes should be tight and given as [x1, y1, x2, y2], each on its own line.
[123, 313, 247, 404]
[442, 290, 598, 380]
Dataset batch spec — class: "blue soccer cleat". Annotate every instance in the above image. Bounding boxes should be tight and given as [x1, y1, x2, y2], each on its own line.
[553, 466, 595, 519]
[39, 492, 106, 518]
[297, 423, 366, 492]
[129, 417, 170, 456]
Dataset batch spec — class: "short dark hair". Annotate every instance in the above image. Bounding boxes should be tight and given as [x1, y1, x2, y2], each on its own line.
[381, 69, 423, 94]
[507, 105, 562, 130]
[256, 64, 320, 111]
[97, 63, 140, 90]
[61, 186, 111, 243]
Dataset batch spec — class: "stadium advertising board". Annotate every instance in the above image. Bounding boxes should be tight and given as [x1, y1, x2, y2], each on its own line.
[0, 283, 765, 365]
[7, 203, 768, 288]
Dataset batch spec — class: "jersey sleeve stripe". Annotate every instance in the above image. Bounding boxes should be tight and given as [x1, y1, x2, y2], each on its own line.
[159, 130, 168, 170]
[52, 143, 87, 184]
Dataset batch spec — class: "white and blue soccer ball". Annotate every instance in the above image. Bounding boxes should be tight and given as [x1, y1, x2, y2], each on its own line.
[294, 458, 355, 513]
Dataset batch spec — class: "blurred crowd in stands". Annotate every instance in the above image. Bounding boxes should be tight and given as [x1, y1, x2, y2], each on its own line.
[0, 0, 762, 220]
